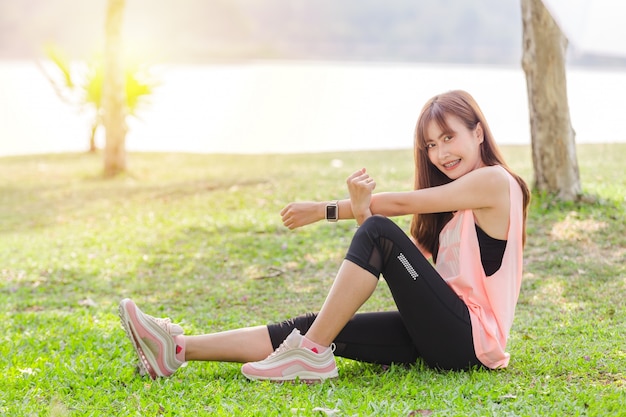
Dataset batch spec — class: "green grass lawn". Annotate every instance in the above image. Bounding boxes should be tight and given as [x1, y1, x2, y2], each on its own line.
[1, 145, 624, 416]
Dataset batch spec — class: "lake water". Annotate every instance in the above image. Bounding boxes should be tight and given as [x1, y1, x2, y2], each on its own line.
[0, 60, 624, 156]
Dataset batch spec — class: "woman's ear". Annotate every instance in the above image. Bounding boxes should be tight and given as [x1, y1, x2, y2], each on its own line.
[475, 122, 484, 143]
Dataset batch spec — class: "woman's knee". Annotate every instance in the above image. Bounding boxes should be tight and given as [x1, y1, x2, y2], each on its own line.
[360, 215, 396, 232]
[357, 216, 407, 245]
[353, 215, 391, 245]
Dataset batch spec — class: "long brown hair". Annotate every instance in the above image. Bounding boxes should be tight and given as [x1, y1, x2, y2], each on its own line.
[409, 90, 530, 261]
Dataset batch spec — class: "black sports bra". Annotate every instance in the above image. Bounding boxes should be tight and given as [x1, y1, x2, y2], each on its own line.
[475, 224, 507, 276]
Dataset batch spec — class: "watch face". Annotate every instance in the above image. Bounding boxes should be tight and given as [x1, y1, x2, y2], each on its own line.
[326, 205, 337, 220]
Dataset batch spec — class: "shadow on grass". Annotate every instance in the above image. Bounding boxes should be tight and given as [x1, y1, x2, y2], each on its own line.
[522, 191, 625, 309]
[0, 176, 271, 235]
[512, 191, 626, 392]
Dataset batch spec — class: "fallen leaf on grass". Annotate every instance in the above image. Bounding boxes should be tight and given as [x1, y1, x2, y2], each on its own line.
[313, 407, 341, 416]
[408, 410, 433, 416]
[252, 266, 285, 280]
[19, 367, 36, 376]
[78, 297, 97, 307]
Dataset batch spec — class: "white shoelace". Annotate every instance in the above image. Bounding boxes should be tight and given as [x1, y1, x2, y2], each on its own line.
[148, 315, 184, 336]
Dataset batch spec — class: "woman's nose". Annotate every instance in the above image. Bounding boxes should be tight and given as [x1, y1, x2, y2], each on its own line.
[438, 143, 449, 159]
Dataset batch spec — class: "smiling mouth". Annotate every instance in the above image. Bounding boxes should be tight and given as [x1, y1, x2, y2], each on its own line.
[443, 160, 460, 169]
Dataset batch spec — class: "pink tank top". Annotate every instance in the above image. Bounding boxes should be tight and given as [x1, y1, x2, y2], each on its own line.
[435, 166, 524, 369]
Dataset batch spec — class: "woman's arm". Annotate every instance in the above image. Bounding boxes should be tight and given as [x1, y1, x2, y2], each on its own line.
[280, 200, 354, 230]
[280, 165, 508, 230]
[280, 168, 376, 229]
[346, 168, 375, 225]
[370, 165, 509, 216]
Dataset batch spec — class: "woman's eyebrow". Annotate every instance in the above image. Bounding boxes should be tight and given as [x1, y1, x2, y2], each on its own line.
[435, 129, 454, 140]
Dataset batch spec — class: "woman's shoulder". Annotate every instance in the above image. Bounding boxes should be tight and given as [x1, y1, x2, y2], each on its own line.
[465, 165, 511, 190]
[483, 165, 525, 198]
[477, 164, 509, 176]
[469, 165, 512, 240]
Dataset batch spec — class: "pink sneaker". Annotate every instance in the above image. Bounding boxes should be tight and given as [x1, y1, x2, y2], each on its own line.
[241, 329, 338, 383]
[118, 298, 186, 379]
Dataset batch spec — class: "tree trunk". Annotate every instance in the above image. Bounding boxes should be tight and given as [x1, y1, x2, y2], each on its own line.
[521, 0, 581, 200]
[102, 0, 127, 177]
[88, 122, 98, 153]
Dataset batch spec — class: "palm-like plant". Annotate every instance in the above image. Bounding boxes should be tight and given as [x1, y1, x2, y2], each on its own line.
[40, 44, 157, 153]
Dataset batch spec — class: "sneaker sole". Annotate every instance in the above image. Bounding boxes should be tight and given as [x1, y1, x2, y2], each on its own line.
[242, 366, 338, 383]
[119, 300, 156, 379]
[119, 299, 175, 379]
[242, 372, 338, 384]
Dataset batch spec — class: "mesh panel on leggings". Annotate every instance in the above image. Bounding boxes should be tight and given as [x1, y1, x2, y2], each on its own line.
[368, 236, 394, 274]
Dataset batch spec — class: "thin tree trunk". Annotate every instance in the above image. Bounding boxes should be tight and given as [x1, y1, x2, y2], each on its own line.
[521, 0, 581, 200]
[102, 0, 127, 177]
[88, 122, 98, 153]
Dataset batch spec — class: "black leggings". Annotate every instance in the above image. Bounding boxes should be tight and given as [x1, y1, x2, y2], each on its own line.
[267, 215, 484, 371]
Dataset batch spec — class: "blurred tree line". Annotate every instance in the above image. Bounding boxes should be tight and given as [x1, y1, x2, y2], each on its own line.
[0, 0, 560, 66]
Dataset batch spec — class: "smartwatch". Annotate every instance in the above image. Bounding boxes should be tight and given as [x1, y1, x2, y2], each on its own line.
[325, 201, 338, 222]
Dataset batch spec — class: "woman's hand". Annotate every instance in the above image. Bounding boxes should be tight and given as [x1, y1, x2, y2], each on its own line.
[280, 201, 324, 230]
[347, 168, 376, 225]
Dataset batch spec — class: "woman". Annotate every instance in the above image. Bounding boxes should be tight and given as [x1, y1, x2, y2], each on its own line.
[119, 90, 531, 382]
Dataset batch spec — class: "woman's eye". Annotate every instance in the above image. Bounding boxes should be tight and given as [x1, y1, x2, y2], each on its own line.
[444, 135, 453, 141]
[426, 143, 436, 149]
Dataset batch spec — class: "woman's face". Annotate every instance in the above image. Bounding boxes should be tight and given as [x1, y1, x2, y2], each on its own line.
[424, 114, 485, 180]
